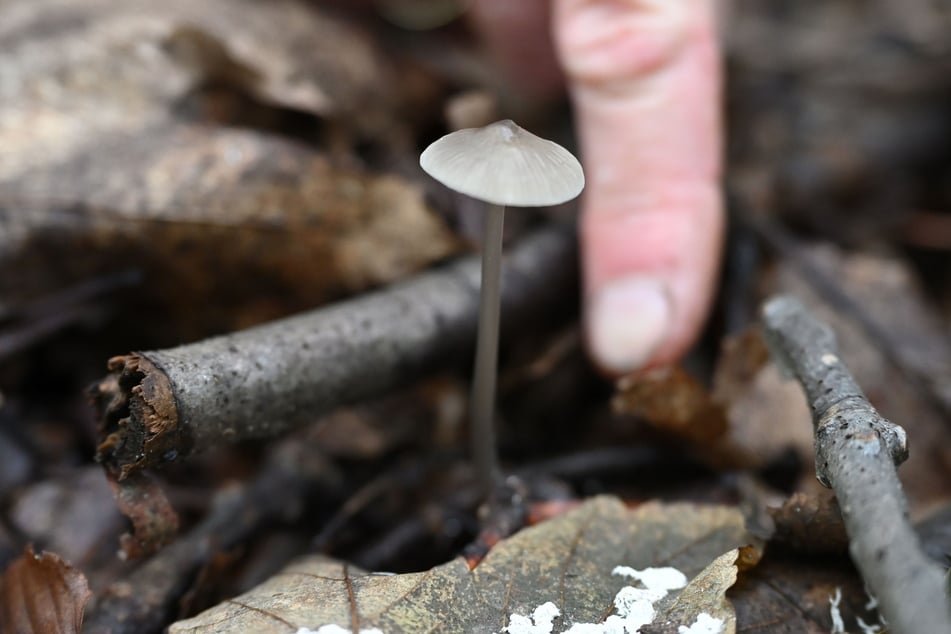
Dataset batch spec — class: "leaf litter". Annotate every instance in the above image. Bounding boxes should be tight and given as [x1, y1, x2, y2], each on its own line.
[0, 545, 92, 634]
[4, 0, 951, 632]
[0, 0, 458, 342]
[169, 498, 755, 633]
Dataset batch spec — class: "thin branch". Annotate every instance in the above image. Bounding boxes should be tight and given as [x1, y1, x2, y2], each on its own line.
[93, 222, 577, 479]
[762, 295, 951, 634]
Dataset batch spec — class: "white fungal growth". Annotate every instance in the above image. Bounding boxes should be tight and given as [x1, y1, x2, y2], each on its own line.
[678, 613, 724, 634]
[560, 586, 657, 634]
[611, 566, 688, 592]
[501, 565, 691, 634]
[829, 587, 845, 633]
[855, 616, 882, 634]
[501, 602, 561, 634]
[603, 585, 656, 631]
[613, 585, 668, 607]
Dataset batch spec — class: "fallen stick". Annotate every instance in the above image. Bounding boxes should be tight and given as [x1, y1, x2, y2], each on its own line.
[762, 295, 951, 634]
[93, 222, 577, 479]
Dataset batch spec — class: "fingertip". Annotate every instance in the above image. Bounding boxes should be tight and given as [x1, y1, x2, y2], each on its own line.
[587, 276, 672, 374]
[583, 190, 724, 375]
[555, 0, 723, 373]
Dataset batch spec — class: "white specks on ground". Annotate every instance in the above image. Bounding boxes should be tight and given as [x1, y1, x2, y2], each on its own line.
[829, 587, 845, 633]
[501, 566, 695, 634]
[677, 612, 724, 634]
[855, 615, 882, 634]
[611, 566, 688, 592]
[502, 601, 562, 634]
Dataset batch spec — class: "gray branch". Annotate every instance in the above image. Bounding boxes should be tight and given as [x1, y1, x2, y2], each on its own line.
[94, 222, 576, 479]
[762, 295, 951, 634]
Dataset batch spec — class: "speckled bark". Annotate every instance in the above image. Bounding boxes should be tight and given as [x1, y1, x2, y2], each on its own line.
[762, 295, 951, 634]
[94, 222, 576, 478]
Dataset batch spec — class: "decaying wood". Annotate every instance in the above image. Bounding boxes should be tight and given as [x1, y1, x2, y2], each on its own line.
[83, 436, 342, 634]
[94, 222, 576, 479]
[107, 471, 180, 560]
[762, 295, 951, 634]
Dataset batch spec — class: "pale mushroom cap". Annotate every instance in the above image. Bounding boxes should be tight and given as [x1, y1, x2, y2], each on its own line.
[420, 119, 585, 207]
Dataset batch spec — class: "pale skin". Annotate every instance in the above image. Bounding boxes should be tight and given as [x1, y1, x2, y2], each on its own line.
[471, 0, 724, 374]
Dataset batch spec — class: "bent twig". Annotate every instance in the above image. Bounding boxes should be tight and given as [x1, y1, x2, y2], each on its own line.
[762, 295, 951, 634]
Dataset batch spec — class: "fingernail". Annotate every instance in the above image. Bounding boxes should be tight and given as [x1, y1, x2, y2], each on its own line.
[589, 277, 671, 374]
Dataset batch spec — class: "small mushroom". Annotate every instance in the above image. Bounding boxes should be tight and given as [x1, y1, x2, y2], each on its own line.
[420, 119, 584, 496]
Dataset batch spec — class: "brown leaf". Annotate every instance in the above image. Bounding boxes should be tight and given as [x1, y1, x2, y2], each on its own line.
[169, 497, 753, 633]
[710, 330, 771, 404]
[644, 548, 749, 634]
[709, 329, 815, 472]
[0, 546, 92, 634]
[4, 128, 458, 341]
[731, 550, 881, 634]
[769, 491, 849, 555]
[612, 347, 814, 474]
[0, 0, 458, 341]
[613, 366, 728, 444]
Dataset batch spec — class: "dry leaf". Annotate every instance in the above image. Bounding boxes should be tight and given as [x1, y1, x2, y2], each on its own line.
[2, 126, 457, 342]
[613, 367, 728, 444]
[2, 120, 458, 338]
[612, 345, 814, 475]
[709, 330, 814, 472]
[0, 0, 398, 172]
[769, 491, 849, 556]
[645, 548, 752, 634]
[169, 497, 754, 633]
[0, 545, 92, 634]
[731, 551, 881, 634]
[0, 0, 458, 340]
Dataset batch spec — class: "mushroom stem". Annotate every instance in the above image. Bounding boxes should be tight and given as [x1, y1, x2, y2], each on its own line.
[471, 203, 505, 496]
